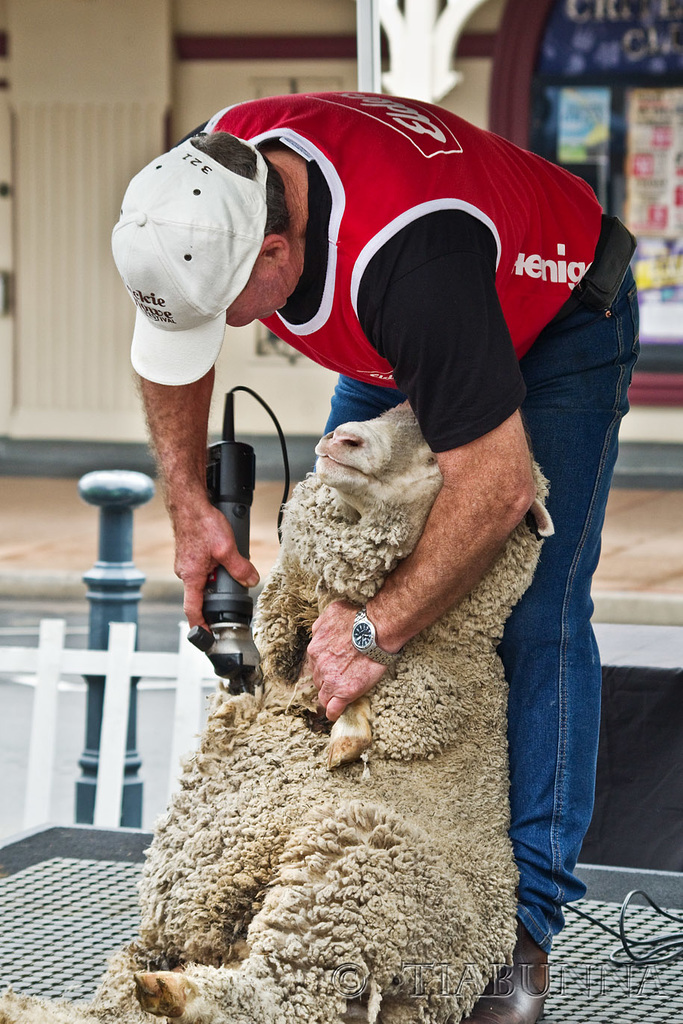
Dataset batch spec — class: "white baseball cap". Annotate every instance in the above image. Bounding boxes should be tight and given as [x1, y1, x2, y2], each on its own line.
[112, 139, 268, 385]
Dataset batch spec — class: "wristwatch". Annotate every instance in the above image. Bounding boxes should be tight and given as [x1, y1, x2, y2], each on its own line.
[351, 607, 401, 667]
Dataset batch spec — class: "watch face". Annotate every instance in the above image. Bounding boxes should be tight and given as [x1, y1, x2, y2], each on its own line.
[352, 621, 374, 650]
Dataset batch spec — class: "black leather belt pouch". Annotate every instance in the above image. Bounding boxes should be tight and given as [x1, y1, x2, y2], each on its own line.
[575, 215, 637, 311]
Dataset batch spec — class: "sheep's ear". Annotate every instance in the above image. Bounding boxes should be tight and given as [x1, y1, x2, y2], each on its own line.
[527, 498, 555, 538]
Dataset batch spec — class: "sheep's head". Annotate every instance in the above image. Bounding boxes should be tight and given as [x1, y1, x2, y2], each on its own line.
[315, 402, 443, 517]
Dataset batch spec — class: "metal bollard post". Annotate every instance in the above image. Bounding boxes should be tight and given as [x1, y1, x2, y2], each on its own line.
[75, 470, 155, 827]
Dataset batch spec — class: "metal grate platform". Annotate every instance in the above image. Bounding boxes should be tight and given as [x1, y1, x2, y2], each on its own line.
[544, 899, 683, 1023]
[0, 858, 140, 1001]
[0, 856, 682, 1021]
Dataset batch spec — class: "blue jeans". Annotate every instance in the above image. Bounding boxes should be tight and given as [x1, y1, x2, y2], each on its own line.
[324, 269, 640, 952]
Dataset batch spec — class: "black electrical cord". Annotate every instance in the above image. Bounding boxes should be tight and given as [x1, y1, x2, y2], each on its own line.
[227, 386, 290, 541]
[566, 889, 683, 966]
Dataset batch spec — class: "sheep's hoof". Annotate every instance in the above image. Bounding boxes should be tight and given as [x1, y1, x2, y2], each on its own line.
[327, 698, 372, 770]
[134, 971, 197, 1018]
[327, 733, 372, 769]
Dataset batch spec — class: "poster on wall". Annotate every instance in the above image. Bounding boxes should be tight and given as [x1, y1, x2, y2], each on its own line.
[557, 87, 610, 164]
[627, 89, 683, 344]
[626, 89, 683, 236]
[633, 238, 683, 345]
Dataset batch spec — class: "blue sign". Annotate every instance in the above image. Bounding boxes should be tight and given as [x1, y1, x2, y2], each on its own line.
[538, 0, 683, 77]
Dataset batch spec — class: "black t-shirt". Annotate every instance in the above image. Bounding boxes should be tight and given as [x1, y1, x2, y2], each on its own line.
[281, 162, 526, 452]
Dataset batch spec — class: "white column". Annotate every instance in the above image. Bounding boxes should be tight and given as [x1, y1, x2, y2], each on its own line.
[379, 0, 488, 102]
[356, 0, 382, 93]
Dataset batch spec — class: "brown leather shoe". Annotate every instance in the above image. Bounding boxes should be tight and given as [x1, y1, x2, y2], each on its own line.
[460, 920, 549, 1023]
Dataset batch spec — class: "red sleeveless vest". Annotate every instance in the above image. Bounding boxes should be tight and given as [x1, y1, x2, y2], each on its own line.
[208, 93, 602, 387]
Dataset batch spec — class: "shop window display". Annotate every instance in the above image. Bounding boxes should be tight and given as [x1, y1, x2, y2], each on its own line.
[530, 0, 683, 392]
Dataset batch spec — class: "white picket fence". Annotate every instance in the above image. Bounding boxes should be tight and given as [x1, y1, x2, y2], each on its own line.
[0, 619, 218, 831]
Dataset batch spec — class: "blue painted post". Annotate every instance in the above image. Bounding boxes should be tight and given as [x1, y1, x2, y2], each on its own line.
[76, 470, 155, 827]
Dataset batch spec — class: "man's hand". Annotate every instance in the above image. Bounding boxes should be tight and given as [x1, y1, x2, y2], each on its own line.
[307, 600, 387, 721]
[137, 372, 261, 629]
[306, 412, 535, 723]
[174, 501, 260, 629]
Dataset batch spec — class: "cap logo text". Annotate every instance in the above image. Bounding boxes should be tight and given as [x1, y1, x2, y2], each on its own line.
[128, 286, 177, 324]
[182, 153, 213, 174]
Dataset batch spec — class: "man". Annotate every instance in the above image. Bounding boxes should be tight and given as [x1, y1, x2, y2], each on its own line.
[112, 92, 638, 1023]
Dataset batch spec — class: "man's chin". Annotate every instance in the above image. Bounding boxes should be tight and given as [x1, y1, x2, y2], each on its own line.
[226, 314, 257, 328]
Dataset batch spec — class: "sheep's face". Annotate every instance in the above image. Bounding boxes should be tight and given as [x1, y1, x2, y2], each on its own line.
[315, 403, 443, 516]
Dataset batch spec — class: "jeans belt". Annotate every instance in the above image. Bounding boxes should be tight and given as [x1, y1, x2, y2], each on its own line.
[550, 215, 637, 325]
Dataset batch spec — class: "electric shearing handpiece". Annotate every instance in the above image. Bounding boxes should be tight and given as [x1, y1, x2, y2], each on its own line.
[187, 391, 262, 694]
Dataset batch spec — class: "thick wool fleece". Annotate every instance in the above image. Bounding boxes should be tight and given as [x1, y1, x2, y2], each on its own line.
[0, 406, 550, 1024]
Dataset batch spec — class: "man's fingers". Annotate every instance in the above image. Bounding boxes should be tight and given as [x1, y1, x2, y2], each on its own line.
[222, 553, 259, 590]
[211, 536, 259, 589]
[203, 507, 260, 589]
[324, 696, 346, 722]
[178, 560, 258, 631]
[183, 581, 208, 630]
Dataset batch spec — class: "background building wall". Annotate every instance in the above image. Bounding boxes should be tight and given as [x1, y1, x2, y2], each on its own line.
[0, 0, 507, 443]
[0, 0, 13, 438]
[3, 0, 678, 446]
[6, 0, 171, 442]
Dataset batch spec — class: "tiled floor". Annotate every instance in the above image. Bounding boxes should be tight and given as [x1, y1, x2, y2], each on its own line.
[0, 477, 682, 606]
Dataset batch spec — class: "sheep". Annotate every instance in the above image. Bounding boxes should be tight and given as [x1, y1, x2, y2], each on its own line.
[264, 405, 551, 770]
[0, 402, 553, 1024]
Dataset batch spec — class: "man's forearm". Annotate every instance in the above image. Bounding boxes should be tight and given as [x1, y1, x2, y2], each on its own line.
[138, 369, 215, 522]
[306, 410, 536, 720]
[367, 410, 536, 652]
